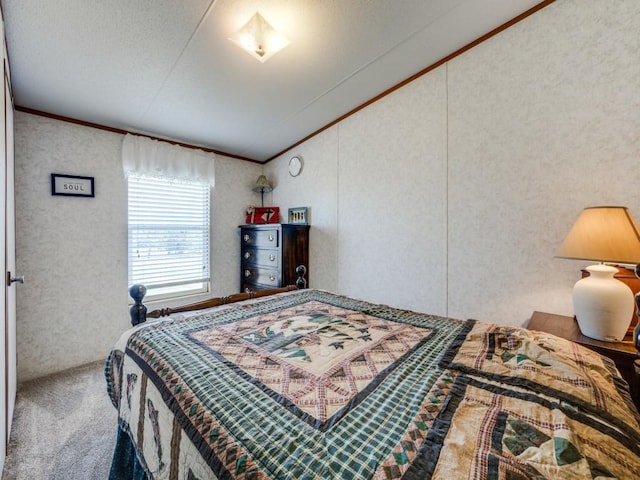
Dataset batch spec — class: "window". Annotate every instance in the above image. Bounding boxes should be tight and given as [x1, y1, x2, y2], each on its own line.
[128, 175, 210, 301]
[122, 133, 215, 301]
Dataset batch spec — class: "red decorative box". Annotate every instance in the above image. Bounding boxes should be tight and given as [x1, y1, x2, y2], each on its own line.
[246, 206, 279, 224]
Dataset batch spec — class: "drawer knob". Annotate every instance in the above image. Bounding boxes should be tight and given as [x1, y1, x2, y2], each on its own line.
[244, 270, 251, 278]
[244, 251, 251, 259]
[268, 235, 274, 242]
[243, 234, 250, 242]
[269, 254, 276, 262]
[269, 274, 276, 281]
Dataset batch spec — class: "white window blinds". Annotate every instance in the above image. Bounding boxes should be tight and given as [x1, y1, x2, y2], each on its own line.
[128, 176, 210, 300]
[123, 134, 215, 301]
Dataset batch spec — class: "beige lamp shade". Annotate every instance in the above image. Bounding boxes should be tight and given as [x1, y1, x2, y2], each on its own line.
[556, 206, 640, 264]
[253, 175, 272, 193]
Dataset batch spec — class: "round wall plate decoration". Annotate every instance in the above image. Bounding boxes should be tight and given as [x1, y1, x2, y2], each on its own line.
[288, 156, 303, 177]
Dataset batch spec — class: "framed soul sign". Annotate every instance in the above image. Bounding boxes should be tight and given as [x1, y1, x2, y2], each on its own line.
[51, 173, 95, 198]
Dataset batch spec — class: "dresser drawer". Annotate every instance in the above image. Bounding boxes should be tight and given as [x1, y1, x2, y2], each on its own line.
[241, 228, 279, 248]
[241, 282, 274, 293]
[242, 266, 280, 287]
[241, 248, 279, 268]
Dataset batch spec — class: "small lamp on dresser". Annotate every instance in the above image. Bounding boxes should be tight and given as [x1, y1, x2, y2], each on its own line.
[556, 206, 640, 342]
[253, 175, 273, 207]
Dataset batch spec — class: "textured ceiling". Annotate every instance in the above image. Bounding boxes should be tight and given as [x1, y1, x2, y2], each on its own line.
[3, 0, 546, 162]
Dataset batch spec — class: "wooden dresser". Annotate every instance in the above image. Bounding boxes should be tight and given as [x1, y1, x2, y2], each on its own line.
[239, 224, 310, 293]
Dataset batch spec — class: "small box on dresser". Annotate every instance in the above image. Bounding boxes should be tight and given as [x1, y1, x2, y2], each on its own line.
[239, 223, 310, 293]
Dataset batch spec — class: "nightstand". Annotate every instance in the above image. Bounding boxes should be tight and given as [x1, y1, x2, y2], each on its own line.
[528, 311, 639, 411]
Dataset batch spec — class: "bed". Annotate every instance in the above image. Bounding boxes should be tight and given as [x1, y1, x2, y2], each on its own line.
[105, 286, 640, 479]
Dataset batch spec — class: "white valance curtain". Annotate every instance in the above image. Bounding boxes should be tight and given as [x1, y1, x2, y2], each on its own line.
[122, 133, 215, 186]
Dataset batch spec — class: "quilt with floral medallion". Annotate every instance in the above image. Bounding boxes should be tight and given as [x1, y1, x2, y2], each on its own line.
[105, 289, 640, 479]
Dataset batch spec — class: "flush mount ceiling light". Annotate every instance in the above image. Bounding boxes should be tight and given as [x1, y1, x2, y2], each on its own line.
[229, 12, 290, 63]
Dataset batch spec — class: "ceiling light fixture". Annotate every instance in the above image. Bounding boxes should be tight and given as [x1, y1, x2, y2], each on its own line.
[229, 12, 290, 63]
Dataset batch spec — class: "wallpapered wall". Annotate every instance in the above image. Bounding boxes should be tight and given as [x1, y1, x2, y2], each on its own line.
[14, 115, 263, 381]
[13, 0, 640, 381]
[266, 0, 640, 322]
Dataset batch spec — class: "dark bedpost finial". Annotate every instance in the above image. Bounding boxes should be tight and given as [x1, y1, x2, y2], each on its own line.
[295, 265, 307, 289]
[129, 284, 147, 326]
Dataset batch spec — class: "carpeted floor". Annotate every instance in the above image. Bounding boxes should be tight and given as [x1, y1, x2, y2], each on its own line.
[2, 360, 117, 479]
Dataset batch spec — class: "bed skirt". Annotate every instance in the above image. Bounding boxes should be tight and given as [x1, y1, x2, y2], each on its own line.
[109, 422, 150, 480]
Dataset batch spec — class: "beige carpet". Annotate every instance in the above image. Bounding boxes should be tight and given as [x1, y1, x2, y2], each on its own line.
[2, 360, 117, 479]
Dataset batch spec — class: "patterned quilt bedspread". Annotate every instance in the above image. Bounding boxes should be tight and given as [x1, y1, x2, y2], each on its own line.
[105, 289, 640, 479]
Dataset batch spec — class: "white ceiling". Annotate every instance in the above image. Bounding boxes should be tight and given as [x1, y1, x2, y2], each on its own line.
[2, 0, 545, 162]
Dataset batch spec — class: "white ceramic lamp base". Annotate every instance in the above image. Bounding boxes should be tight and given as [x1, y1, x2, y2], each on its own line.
[573, 264, 633, 342]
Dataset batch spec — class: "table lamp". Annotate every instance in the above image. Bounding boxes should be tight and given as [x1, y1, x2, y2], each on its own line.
[252, 175, 272, 207]
[556, 206, 640, 341]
